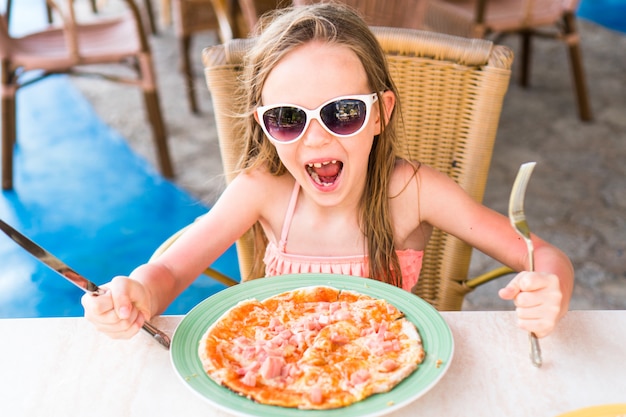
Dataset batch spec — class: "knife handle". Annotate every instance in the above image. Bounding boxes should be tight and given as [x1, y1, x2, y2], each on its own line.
[90, 288, 170, 350]
[142, 321, 171, 350]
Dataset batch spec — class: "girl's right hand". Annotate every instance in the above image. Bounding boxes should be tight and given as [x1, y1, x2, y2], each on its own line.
[81, 276, 153, 340]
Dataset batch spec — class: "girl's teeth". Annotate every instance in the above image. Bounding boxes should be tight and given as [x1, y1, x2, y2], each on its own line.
[308, 160, 337, 168]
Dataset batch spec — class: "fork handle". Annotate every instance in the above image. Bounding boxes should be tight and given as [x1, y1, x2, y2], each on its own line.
[525, 239, 535, 272]
[525, 240, 541, 367]
[529, 332, 542, 367]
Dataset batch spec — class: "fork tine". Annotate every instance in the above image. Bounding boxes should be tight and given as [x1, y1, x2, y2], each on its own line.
[509, 162, 536, 269]
[508, 162, 536, 222]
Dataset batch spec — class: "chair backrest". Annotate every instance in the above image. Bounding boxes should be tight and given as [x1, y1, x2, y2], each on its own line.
[1, 0, 150, 71]
[292, 0, 428, 29]
[202, 27, 513, 310]
[424, 0, 580, 38]
[228, 0, 291, 37]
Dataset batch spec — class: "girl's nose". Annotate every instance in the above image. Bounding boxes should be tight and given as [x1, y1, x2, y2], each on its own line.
[302, 119, 332, 147]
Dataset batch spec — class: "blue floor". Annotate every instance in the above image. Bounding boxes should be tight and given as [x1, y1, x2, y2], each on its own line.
[0, 76, 239, 318]
[578, 0, 626, 34]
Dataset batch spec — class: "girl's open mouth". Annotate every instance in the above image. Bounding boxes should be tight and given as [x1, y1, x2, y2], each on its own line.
[305, 160, 343, 187]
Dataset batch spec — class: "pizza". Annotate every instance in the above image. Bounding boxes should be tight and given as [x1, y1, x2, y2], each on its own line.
[198, 285, 425, 409]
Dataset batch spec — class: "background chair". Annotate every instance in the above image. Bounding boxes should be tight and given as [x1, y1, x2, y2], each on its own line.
[46, 0, 98, 23]
[171, 0, 234, 113]
[292, 0, 428, 29]
[1, 0, 173, 190]
[233, 0, 294, 36]
[44, 0, 159, 34]
[153, 27, 515, 311]
[423, 0, 592, 121]
[169, 0, 289, 113]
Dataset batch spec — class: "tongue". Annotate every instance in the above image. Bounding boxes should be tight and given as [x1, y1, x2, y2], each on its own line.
[314, 163, 340, 178]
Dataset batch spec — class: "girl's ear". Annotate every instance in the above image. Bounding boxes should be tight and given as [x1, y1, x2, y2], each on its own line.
[374, 90, 396, 135]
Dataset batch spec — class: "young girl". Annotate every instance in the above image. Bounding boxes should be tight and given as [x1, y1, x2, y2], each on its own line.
[82, 3, 573, 340]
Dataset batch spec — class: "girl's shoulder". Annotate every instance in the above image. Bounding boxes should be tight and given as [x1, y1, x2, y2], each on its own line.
[228, 166, 295, 206]
[230, 167, 296, 237]
[391, 158, 419, 177]
[389, 159, 461, 209]
[391, 159, 455, 187]
[390, 159, 485, 226]
[233, 166, 293, 188]
[389, 158, 421, 195]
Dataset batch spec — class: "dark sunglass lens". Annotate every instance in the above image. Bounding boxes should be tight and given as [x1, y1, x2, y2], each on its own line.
[263, 107, 306, 142]
[320, 99, 366, 135]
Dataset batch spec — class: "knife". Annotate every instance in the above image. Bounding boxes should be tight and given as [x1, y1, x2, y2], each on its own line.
[0, 219, 170, 349]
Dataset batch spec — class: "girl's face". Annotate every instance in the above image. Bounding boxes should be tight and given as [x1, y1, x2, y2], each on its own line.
[258, 41, 393, 209]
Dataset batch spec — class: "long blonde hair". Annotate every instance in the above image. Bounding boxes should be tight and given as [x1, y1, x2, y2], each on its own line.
[238, 2, 407, 287]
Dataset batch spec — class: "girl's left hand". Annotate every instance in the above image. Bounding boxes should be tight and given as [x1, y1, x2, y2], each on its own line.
[498, 271, 563, 338]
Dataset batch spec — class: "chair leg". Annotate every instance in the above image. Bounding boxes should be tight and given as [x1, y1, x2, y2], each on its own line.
[519, 29, 532, 88]
[143, 90, 174, 178]
[90, 0, 98, 14]
[46, 2, 54, 24]
[562, 12, 593, 121]
[143, 0, 159, 35]
[2, 94, 16, 190]
[136, 51, 173, 176]
[179, 34, 199, 114]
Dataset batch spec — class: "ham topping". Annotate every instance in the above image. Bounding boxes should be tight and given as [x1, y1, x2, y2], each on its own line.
[234, 300, 404, 387]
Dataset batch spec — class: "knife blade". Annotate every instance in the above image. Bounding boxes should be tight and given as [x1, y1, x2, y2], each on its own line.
[0, 219, 170, 349]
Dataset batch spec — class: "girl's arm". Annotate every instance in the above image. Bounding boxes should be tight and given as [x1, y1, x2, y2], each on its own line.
[82, 169, 275, 338]
[416, 165, 574, 337]
[140, 171, 270, 315]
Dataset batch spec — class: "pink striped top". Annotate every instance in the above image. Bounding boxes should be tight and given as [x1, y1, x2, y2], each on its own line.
[263, 183, 423, 292]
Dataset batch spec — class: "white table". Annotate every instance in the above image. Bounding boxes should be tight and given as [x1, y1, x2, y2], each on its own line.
[1, 311, 625, 416]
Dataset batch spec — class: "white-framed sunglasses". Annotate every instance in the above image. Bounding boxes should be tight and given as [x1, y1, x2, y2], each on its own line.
[256, 93, 379, 144]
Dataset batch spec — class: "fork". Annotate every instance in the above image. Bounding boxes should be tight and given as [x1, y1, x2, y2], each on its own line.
[509, 162, 542, 368]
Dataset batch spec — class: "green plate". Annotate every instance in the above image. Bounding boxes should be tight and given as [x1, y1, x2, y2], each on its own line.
[171, 273, 454, 417]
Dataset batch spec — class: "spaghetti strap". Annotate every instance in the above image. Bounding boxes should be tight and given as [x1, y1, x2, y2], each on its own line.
[278, 182, 300, 251]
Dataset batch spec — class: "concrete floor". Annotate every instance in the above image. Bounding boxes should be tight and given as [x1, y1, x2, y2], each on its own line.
[70, 2, 626, 311]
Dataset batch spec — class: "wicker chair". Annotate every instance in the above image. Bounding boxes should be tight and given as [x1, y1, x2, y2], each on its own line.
[424, 0, 592, 121]
[152, 27, 516, 311]
[0, 0, 173, 190]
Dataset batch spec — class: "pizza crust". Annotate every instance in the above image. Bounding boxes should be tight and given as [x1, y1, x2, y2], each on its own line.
[199, 285, 425, 409]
